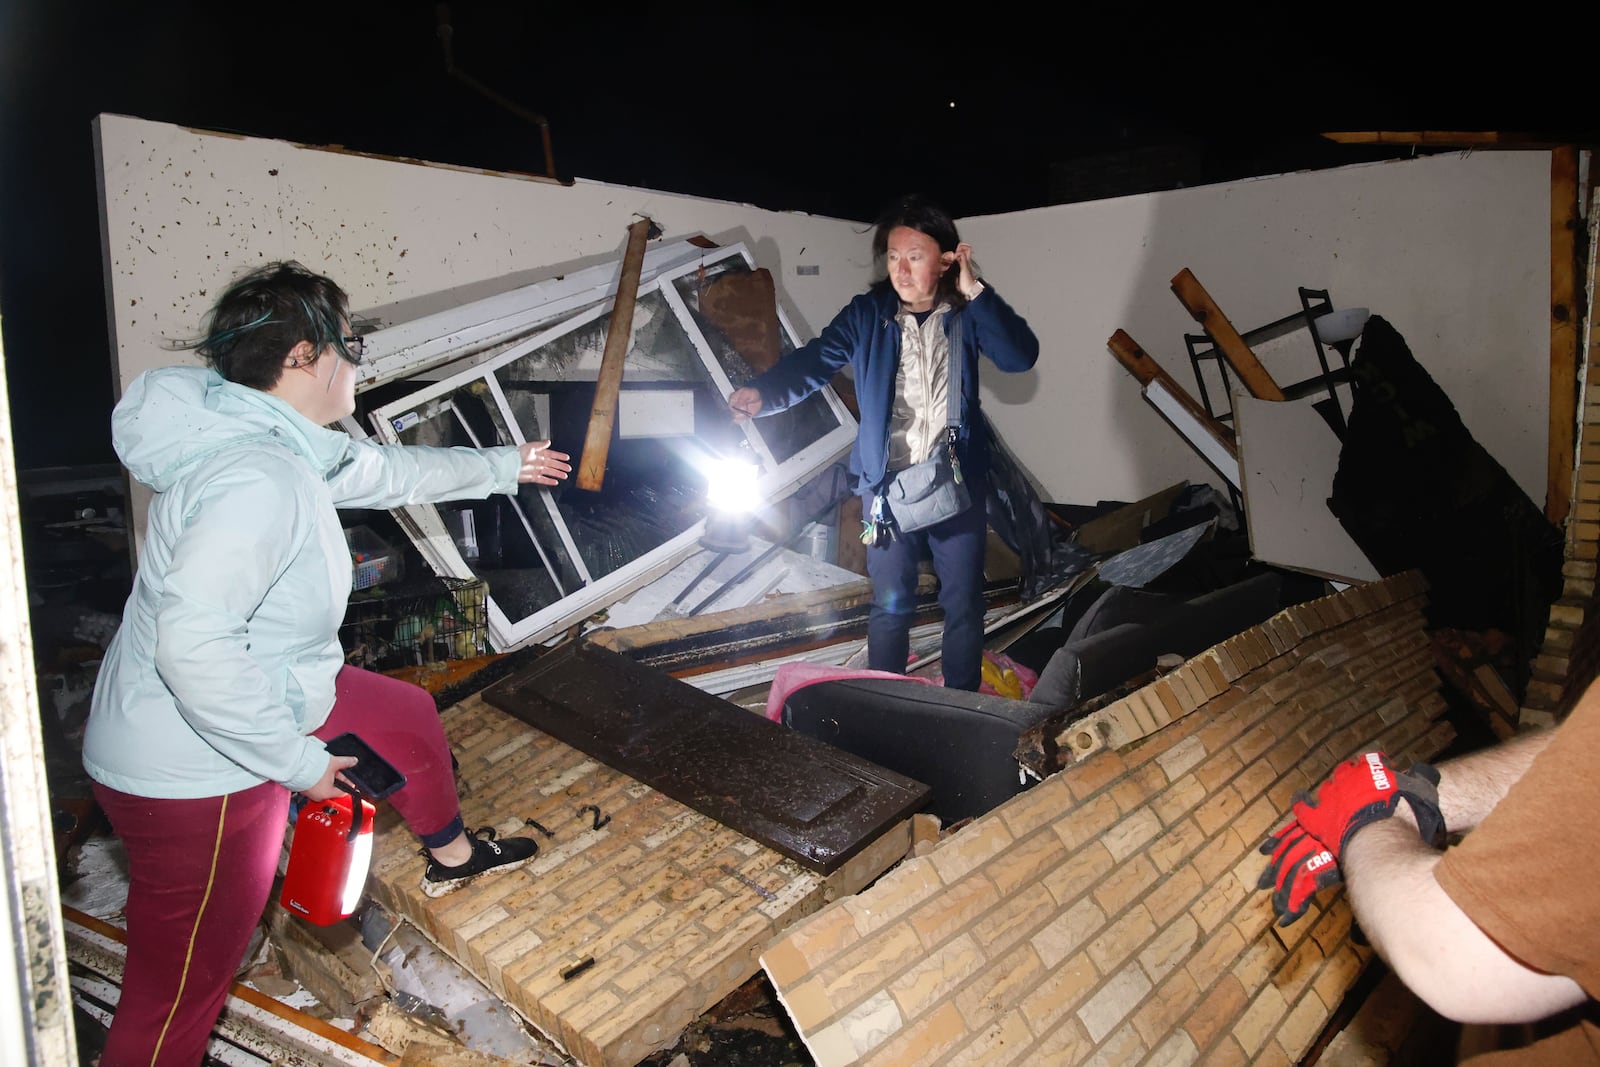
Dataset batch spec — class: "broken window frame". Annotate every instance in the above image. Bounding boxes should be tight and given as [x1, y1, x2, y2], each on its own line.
[352, 238, 710, 390]
[349, 241, 857, 650]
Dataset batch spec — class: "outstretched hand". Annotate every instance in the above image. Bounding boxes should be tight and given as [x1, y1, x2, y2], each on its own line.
[517, 440, 571, 486]
[727, 387, 763, 423]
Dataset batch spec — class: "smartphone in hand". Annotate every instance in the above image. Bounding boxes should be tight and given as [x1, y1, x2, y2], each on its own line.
[324, 733, 407, 800]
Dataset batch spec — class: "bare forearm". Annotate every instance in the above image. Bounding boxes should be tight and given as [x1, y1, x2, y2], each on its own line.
[1343, 819, 1585, 1023]
[1432, 729, 1552, 833]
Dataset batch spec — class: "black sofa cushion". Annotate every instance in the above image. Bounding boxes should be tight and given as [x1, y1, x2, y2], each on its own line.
[1029, 571, 1286, 709]
[782, 678, 1055, 824]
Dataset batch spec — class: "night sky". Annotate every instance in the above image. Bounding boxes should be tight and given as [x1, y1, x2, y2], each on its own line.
[0, 3, 1580, 471]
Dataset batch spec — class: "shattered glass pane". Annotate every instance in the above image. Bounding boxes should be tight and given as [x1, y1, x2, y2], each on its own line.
[492, 289, 736, 587]
[365, 241, 858, 649]
[668, 259, 843, 466]
[391, 387, 586, 621]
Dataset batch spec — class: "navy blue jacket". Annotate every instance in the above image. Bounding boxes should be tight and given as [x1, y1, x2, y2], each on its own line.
[749, 282, 1039, 494]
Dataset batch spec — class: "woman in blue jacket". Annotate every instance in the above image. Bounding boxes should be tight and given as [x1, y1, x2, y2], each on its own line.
[728, 195, 1038, 690]
[84, 261, 572, 1065]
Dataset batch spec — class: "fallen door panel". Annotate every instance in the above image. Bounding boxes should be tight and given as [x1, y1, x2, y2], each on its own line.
[481, 641, 930, 873]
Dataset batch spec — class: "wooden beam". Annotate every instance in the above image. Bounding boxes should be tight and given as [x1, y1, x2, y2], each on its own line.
[1321, 131, 1516, 147]
[575, 216, 653, 492]
[1106, 329, 1236, 456]
[1549, 145, 1580, 525]
[1169, 268, 1286, 401]
[65, 907, 401, 1065]
[585, 578, 876, 653]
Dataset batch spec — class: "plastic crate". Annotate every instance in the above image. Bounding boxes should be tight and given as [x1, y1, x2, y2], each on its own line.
[339, 576, 488, 671]
[345, 525, 403, 591]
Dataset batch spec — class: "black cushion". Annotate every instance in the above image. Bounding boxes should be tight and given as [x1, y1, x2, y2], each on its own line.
[1029, 571, 1287, 710]
[782, 678, 1055, 824]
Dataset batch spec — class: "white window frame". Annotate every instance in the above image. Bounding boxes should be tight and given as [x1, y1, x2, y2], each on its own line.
[355, 242, 857, 650]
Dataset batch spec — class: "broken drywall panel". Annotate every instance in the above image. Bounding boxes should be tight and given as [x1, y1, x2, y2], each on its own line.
[1144, 380, 1241, 489]
[361, 242, 855, 652]
[1234, 393, 1379, 584]
[959, 150, 1552, 507]
[0, 358, 74, 1065]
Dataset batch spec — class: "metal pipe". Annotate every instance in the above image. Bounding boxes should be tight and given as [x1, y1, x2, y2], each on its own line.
[435, 5, 560, 182]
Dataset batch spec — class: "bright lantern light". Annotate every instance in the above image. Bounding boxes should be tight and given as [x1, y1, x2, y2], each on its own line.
[706, 457, 760, 513]
[342, 829, 374, 916]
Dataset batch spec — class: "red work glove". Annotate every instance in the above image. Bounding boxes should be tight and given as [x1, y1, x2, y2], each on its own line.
[1257, 821, 1341, 925]
[1257, 752, 1444, 926]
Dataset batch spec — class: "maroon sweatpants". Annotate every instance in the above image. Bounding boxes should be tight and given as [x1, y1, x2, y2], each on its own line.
[92, 666, 462, 1066]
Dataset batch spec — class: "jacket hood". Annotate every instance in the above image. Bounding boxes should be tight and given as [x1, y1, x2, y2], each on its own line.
[113, 366, 351, 491]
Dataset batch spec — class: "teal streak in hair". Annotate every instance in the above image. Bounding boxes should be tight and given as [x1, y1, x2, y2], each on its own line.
[203, 310, 276, 352]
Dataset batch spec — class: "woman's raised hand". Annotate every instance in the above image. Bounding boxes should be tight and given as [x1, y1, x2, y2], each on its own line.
[952, 242, 983, 300]
[517, 440, 572, 485]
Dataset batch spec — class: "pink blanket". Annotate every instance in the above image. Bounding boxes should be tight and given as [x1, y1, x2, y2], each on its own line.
[764, 651, 1038, 722]
[764, 663, 936, 722]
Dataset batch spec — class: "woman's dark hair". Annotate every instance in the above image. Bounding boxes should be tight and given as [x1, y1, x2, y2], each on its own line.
[175, 261, 355, 389]
[870, 193, 967, 309]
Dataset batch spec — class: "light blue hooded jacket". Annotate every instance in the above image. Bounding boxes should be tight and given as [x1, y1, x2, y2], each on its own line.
[83, 366, 524, 799]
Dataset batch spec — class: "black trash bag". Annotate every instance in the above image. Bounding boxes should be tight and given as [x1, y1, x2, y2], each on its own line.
[981, 413, 1094, 600]
[1328, 315, 1563, 695]
[788, 461, 854, 535]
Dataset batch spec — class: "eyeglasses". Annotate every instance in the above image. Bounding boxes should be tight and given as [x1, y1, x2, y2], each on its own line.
[340, 335, 368, 365]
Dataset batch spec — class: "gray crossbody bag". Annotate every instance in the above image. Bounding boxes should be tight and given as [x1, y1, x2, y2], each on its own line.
[879, 312, 971, 533]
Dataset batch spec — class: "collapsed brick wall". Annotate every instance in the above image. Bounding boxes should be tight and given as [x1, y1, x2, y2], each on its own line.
[1523, 195, 1600, 729]
[762, 571, 1455, 1066]
[362, 695, 911, 1067]
[1523, 356, 1600, 726]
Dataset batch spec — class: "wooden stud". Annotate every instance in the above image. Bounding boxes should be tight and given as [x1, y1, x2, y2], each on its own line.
[1549, 145, 1581, 525]
[1107, 329, 1236, 456]
[576, 216, 654, 492]
[1169, 268, 1286, 402]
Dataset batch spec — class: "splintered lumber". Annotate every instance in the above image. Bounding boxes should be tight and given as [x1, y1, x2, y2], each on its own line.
[585, 578, 875, 653]
[1106, 330, 1238, 484]
[576, 216, 653, 492]
[1106, 329, 1234, 448]
[1169, 267, 1287, 401]
[65, 907, 400, 1066]
[1320, 131, 1525, 147]
[1548, 145, 1580, 526]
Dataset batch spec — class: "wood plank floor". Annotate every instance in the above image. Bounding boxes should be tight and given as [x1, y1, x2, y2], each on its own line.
[365, 693, 911, 1067]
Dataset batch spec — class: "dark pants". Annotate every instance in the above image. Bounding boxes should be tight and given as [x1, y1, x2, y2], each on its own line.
[92, 666, 464, 1066]
[866, 491, 988, 691]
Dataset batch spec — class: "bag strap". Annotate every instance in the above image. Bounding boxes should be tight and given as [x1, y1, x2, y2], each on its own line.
[946, 310, 963, 431]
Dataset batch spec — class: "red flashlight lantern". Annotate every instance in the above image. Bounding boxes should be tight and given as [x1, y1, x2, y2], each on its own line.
[279, 791, 376, 925]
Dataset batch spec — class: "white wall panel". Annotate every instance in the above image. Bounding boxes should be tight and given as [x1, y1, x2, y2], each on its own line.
[97, 114, 1552, 512]
[960, 150, 1551, 505]
[94, 113, 875, 530]
[94, 113, 871, 397]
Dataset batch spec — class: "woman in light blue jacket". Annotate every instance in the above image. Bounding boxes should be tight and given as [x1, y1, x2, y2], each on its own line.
[83, 262, 571, 1065]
